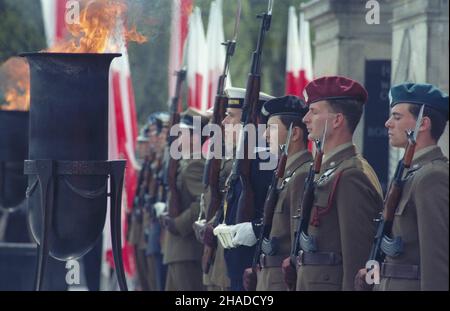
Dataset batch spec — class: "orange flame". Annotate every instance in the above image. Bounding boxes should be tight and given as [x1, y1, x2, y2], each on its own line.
[0, 57, 30, 111]
[49, 0, 147, 53]
[1, 0, 147, 111]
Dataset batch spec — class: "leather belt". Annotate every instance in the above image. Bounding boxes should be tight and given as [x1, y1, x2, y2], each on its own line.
[381, 262, 420, 280]
[296, 250, 342, 266]
[259, 254, 285, 268]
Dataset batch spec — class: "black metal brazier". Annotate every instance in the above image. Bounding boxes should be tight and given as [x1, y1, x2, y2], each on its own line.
[21, 52, 128, 291]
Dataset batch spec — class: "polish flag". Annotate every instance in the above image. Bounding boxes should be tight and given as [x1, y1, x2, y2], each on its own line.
[105, 25, 139, 278]
[285, 7, 313, 98]
[186, 7, 208, 111]
[285, 6, 301, 96]
[205, 0, 228, 111]
[298, 11, 314, 151]
[168, 0, 193, 99]
[298, 11, 313, 98]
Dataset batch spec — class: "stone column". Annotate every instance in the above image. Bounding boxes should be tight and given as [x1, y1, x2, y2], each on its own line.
[301, 0, 392, 153]
[389, 0, 449, 179]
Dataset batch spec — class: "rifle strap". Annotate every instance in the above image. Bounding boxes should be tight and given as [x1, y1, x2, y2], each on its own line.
[311, 171, 343, 227]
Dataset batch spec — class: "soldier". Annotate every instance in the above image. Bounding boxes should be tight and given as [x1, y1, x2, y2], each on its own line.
[215, 87, 275, 291]
[293, 76, 384, 291]
[128, 119, 153, 291]
[200, 104, 233, 291]
[160, 108, 209, 291]
[355, 83, 449, 291]
[144, 112, 170, 291]
[243, 95, 312, 291]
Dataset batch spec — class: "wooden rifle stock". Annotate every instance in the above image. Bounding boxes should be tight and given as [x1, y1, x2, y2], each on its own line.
[166, 69, 187, 218]
[369, 139, 416, 262]
[251, 149, 287, 273]
[290, 149, 323, 266]
[233, 4, 272, 224]
[201, 36, 237, 272]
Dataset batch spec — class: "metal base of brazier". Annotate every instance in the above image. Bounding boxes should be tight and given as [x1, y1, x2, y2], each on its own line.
[24, 159, 127, 291]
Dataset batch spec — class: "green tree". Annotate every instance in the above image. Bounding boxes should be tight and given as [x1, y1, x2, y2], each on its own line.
[0, 0, 46, 62]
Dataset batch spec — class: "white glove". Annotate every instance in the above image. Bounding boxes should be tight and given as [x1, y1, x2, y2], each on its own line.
[153, 202, 167, 218]
[213, 224, 235, 249]
[230, 222, 257, 247]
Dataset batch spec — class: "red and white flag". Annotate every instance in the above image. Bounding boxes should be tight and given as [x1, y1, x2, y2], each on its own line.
[205, 0, 227, 111]
[186, 7, 207, 111]
[40, 0, 68, 47]
[168, 0, 193, 99]
[285, 7, 313, 97]
[285, 7, 314, 150]
[298, 11, 313, 98]
[106, 27, 139, 278]
[285, 6, 301, 96]
[40, 0, 139, 279]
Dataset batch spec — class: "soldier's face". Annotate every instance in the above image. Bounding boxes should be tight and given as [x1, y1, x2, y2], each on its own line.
[179, 129, 193, 157]
[302, 100, 334, 141]
[149, 124, 159, 148]
[158, 127, 168, 151]
[136, 140, 149, 159]
[385, 103, 417, 148]
[264, 116, 284, 154]
[222, 108, 243, 146]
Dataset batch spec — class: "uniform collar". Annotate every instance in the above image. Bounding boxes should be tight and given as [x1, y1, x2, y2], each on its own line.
[322, 142, 356, 170]
[411, 145, 447, 169]
[284, 149, 312, 177]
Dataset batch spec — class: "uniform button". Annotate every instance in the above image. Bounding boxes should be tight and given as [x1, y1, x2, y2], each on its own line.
[330, 162, 335, 167]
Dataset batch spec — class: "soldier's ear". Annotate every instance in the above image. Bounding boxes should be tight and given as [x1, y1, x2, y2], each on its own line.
[332, 112, 345, 129]
[420, 116, 432, 132]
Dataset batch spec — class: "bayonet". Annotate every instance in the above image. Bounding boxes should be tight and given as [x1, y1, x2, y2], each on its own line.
[407, 104, 424, 144]
[284, 122, 294, 156]
[232, 0, 242, 42]
[267, 0, 274, 15]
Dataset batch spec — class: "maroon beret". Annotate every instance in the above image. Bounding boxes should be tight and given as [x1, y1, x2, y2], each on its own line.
[303, 76, 368, 105]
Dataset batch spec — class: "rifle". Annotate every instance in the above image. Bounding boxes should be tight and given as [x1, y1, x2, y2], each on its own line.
[368, 104, 424, 263]
[203, 0, 241, 221]
[201, 1, 242, 274]
[290, 121, 328, 267]
[244, 124, 292, 290]
[164, 68, 187, 218]
[231, 0, 274, 224]
[127, 155, 150, 240]
[147, 155, 163, 218]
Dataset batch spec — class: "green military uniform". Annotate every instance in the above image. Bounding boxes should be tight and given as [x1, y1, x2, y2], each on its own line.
[376, 146, 449, 291]
[162, 157, 205, 291]
[203, 158, 233, 291]
[296, 143, 383, 291]
[256, 150, 312, 291]
[128, 165, 150, 291]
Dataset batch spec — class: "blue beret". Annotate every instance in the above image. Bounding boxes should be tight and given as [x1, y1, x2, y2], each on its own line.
[389, 83, 449, 118]
[261, 95, 308, 119]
